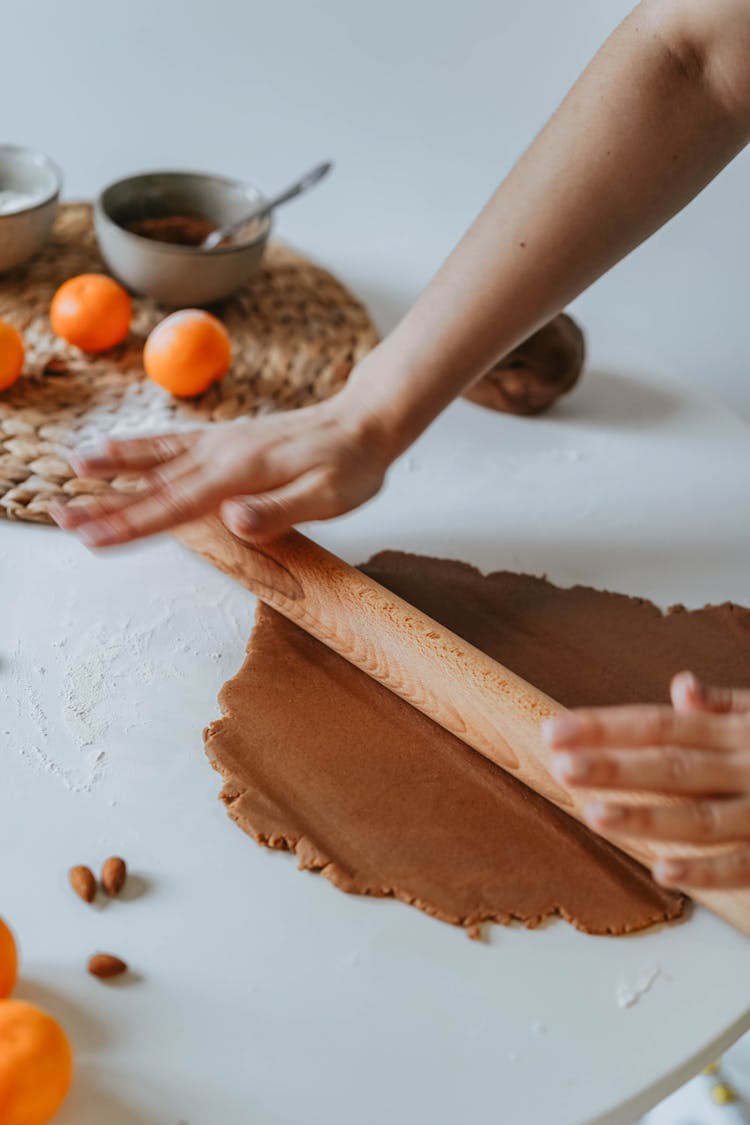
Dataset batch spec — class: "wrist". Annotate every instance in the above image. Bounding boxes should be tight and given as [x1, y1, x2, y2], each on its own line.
[334, 343, 418, 464]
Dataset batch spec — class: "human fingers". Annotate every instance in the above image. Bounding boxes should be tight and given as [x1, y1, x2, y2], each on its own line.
[73, 467, 228, 547]
[584, 796, 750, 844]
[551, 745, 750, 795]
[51, 491, 139, 529]
[543, 706, 748, 754]
[670, 671, 750, 716]
[53, 450, 198, 530]
[653, 847, 750, 890]
[65, 426, 310, 546]
[221, 469, 358, 542]
[69, 431, 201, 477]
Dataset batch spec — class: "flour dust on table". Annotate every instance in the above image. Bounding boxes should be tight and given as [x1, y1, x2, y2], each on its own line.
[5, 567, 249, 796]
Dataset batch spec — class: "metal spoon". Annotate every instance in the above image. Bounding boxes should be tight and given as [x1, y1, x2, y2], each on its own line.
[201, 160, 332, 250]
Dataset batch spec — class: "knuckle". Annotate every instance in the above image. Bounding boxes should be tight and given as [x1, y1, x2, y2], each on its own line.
[146, 466, 171, 491]
[249, 450, 271, 480]
[592, 754, 618, 783]
[626, 806, 651, 831]
[593, 715, 614, 745]
[152, 435, 183, 461]
[661, 746, 691, 786]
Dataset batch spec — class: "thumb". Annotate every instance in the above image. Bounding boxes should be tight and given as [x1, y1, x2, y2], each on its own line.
[220, 471, 338, 543]
[670, 670, 750, 715]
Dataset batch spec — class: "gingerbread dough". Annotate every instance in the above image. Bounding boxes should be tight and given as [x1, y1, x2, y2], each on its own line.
[464, 313, 585, 416]
[199, 552, 749, 935]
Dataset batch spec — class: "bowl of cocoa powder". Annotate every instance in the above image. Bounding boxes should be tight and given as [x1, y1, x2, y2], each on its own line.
[94, 169, 271, 306]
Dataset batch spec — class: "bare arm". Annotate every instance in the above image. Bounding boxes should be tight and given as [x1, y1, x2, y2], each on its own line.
[59, 0, 750, 546]
[355, 0, 750, 449]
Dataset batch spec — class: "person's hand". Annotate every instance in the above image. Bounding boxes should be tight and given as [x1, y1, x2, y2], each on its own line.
[52, 391, 392, 547]
[543, 672, 750, 890]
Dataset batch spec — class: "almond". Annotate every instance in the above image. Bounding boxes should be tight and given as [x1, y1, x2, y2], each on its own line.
[101, 856, 127, 897]
[69, 865, 96, 903]
[88, 953, 128, 979]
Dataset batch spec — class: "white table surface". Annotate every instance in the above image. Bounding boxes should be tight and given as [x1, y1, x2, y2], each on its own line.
[5, 1, 750, 1120]
[3, 377, 750, 1125]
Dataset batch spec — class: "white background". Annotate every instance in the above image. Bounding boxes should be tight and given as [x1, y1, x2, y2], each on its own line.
[4, 0, 750, 417]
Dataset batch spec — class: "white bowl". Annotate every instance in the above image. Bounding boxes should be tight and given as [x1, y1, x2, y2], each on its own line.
[94, 170, 272, 306]
[0, 145, 61, 272]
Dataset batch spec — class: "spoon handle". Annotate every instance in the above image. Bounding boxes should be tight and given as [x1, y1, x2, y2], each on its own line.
[260, 160, 332, 215]
[204, 160, 332, 249]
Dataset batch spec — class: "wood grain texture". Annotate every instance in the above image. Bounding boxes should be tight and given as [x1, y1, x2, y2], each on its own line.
[174, 515, 750, 937]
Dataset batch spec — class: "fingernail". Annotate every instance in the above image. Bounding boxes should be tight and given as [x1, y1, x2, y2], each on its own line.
[78, 522, 110, 548]
[682, 671, 701, 695]
[543, 716, 583, 746]
[552, 753, 590, 783]
[585, 802, 625, 826]
[226, 502, 261, 533]
[654, 859, 686, 885]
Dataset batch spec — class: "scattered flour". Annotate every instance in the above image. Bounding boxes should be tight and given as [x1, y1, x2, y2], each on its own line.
[616, 966, 662, 1009]
[5, 579, 249, 796]
[7, 633, 109, 794]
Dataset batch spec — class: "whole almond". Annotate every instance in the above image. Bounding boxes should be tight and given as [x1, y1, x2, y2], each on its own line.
[69, 865, 96, 903]
[101, 856, 127, 897]
[88, 953, 128, 979]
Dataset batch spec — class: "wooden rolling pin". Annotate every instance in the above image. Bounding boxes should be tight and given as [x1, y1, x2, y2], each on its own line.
[175, 515, 750, 937]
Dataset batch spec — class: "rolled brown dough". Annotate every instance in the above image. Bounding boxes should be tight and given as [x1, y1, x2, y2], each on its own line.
[201, 551, 750, 936]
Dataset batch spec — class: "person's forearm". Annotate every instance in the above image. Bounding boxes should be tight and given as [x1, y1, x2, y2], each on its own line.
[345, 0, 750, 455]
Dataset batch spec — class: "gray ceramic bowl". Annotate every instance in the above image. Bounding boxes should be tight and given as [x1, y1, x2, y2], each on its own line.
[94, 170, 272, 306]
[0, 145, 61, 272]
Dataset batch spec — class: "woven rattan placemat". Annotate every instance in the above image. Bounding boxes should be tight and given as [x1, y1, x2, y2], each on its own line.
[0, 203, 379, 524]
